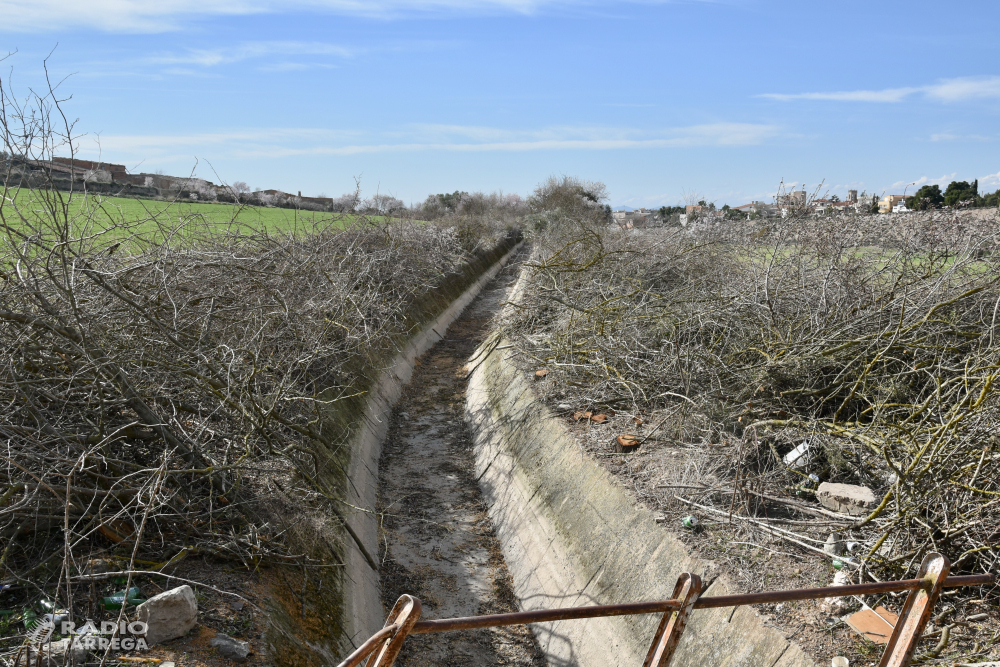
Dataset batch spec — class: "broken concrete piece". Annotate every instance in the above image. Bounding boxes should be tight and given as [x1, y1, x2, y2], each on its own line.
[816, 482, 877, 516]
[824, 533, 846, 556]
[210, 633, 250, 660]
[136, 584, 198, 645]
[844, 605, 897, 644]
[819, 571, 851, 615]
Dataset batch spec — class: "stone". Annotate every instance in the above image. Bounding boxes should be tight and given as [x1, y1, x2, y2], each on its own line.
[816, 482, 877, 516]
[209, 633, 251, 660]
[136, 584, 198, 645]
[824, 532, 846, 556]
[819, 571, 851, 615]
[15, 637, 88, 666]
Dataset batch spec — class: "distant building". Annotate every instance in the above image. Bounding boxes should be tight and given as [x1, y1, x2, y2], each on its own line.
[879, 195, 906, 214]
[847, 190, 858, 203]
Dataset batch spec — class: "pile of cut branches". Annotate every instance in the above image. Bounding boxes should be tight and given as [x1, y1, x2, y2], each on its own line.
[0, 72, 518, 638]
[501, 186, 1000, 585]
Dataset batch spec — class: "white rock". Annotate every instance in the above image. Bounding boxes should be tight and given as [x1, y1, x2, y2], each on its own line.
[816, 483, 877, 516]
[136, 584, 198, 645]
[819, 571, 851, 615]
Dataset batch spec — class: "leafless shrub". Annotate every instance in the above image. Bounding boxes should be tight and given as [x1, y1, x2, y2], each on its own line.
[0, 66, 516, 654]
[500, 180, 1000, 585]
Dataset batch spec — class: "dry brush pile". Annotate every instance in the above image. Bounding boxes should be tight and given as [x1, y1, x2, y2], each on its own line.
[0, 176, 516, 616]
[501, 188, 1000, 588]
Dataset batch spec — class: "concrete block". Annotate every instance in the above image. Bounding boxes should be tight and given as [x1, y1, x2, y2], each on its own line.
[816, 483, 877, 516]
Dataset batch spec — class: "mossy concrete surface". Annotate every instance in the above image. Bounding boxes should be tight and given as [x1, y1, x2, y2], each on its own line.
[465, 339, 816, 667]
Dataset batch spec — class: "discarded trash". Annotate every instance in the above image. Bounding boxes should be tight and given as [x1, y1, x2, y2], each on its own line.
[831, 559, 844, 570]
[614, 434, 641, 453]
[534, 369, 549, 378]
[681, 515, 699, 529]
[782, 441, 812, 468]
[831, 658, 849, 667]
[102, 586, 144, 610]
[846, 541, 859, 552]
[808, 473, 820, 485]
[844, 605, 898, 644]
[41, 609, 70, 627]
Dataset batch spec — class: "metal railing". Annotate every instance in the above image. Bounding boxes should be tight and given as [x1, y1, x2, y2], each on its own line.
[337, 553, 994, 667]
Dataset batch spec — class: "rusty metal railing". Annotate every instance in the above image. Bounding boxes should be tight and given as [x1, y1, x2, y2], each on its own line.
[337, 553, 993, 667]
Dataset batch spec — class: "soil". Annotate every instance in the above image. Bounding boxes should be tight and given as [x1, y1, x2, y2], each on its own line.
[376, 249, 546, 666]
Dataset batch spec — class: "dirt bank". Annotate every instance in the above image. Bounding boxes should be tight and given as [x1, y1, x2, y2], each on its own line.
[376, 248, 546, 666]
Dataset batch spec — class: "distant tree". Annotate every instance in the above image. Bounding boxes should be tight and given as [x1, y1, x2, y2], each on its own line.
[528, 176, 608, 218]
[331, 192, 359, 213]
[906, 184, 944, 211]
[944, 180, 977, 207]
[830, 194, 840, 202]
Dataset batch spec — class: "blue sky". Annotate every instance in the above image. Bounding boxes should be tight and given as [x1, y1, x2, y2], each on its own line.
[1, 0, 998, 208]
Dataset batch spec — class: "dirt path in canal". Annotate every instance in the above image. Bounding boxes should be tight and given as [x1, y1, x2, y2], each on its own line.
[376, 249, 545, 666]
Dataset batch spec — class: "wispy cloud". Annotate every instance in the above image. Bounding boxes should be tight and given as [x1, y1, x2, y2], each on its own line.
[74, 122, 779, 162]
[930, 132, 996, 142]
[0, 0, 670, 32]
[145, 41, 353, 67]
[761, 76, 1000, 104]
[980, 171, 1000, 188]
[888, 174, 957, 191]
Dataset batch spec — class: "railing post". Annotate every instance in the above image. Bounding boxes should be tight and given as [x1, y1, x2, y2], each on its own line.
[878, 553, 949, 667]
[643, 572, 702, 667]
[366, 594, 422, 667]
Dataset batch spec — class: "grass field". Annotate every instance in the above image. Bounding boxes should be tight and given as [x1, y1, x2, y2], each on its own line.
[1, 188, 391, 243]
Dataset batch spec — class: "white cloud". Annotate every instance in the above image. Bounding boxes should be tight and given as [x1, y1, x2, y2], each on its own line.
[0, 0, 659, 32]
[761, 88, 917, 103]
[924, 77, 1000, 102]
[145, 41, 353, 67]
[930, 132, 995, 142]
[74, 122, 779, 161]
[762, 76, 1000, 104]
[980, 171, 1000, 188]
[888, 174, 957, 191]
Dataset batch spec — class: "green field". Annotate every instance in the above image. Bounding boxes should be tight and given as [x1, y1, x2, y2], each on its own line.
[1, 189, 396, 245]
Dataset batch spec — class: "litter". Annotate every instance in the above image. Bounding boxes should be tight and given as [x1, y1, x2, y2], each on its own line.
[102, 586, 144, 610]
[844, 605, 898, 644]
[782, 441, 812, 468]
